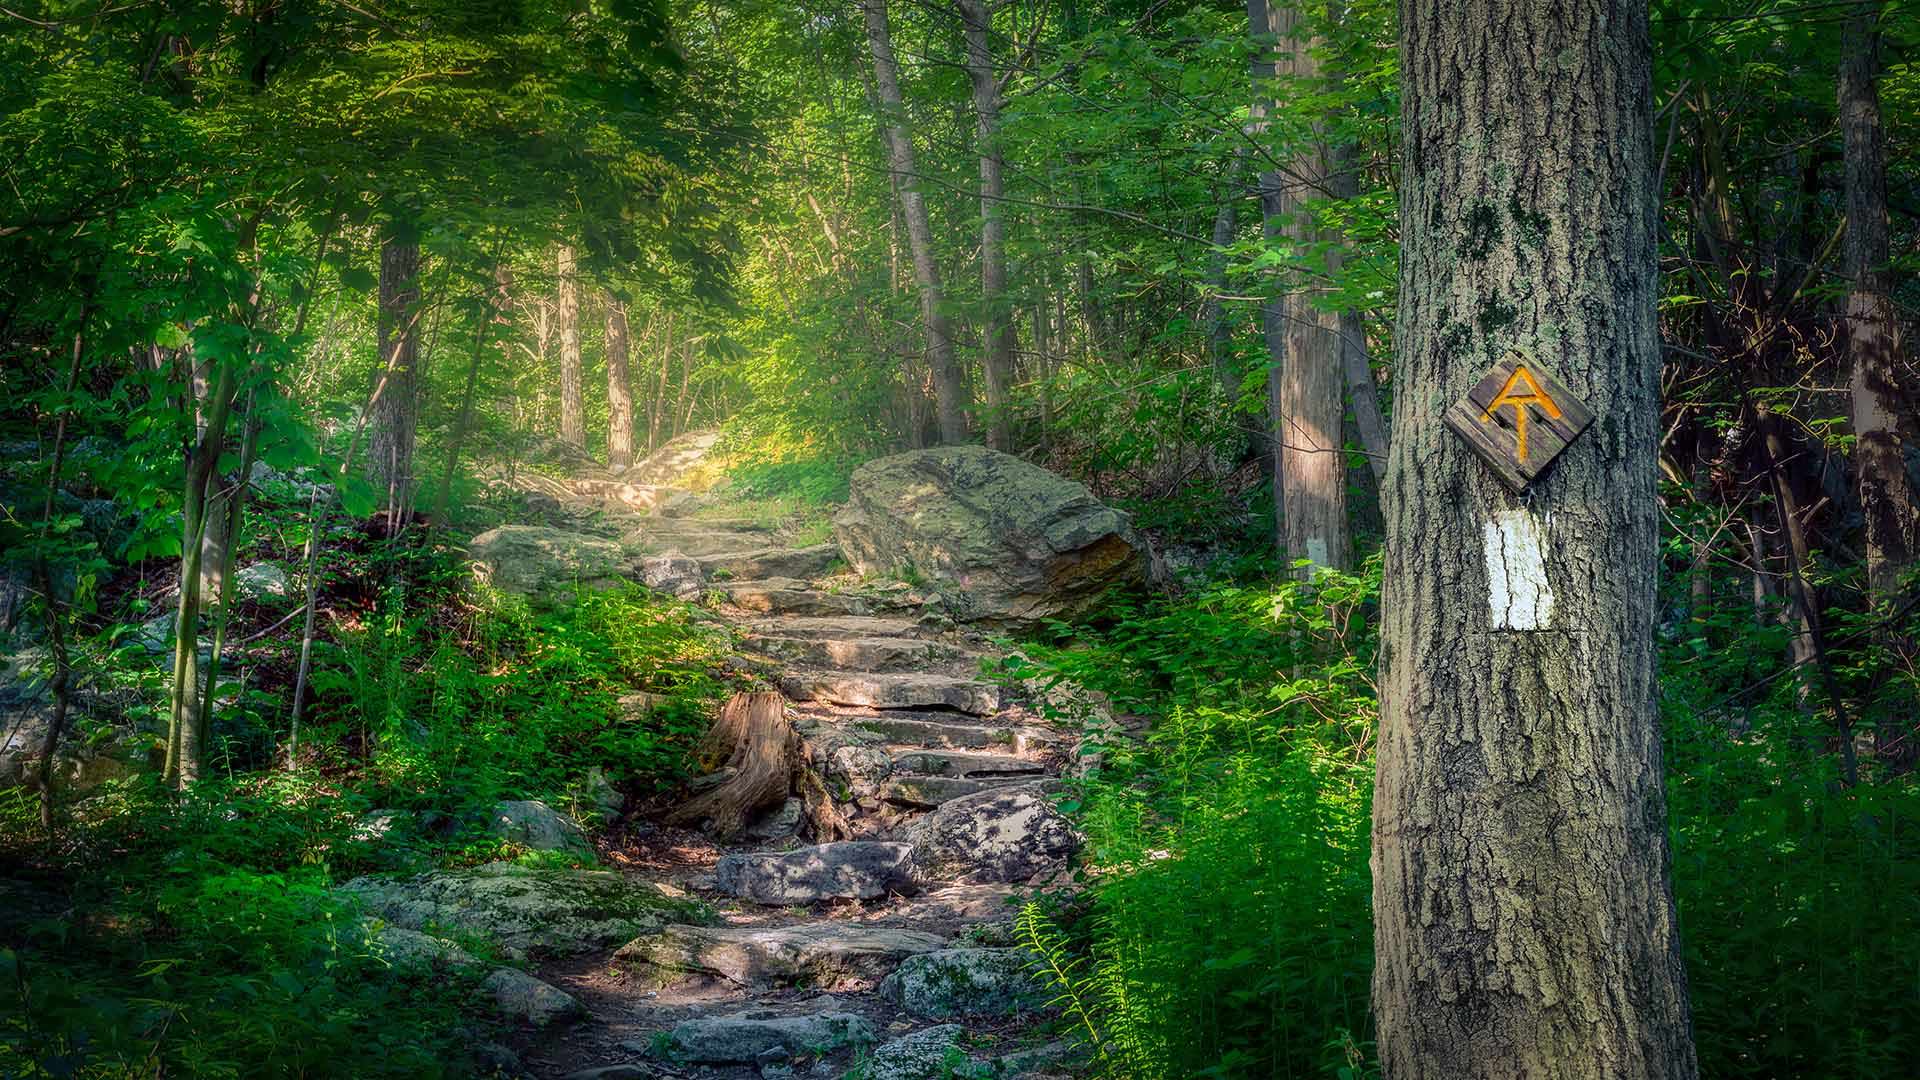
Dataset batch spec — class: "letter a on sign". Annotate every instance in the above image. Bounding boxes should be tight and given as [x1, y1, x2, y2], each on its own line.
[1443, 356, 1594, 491]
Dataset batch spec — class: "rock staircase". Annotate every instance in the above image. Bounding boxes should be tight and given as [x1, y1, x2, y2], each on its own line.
[513, 501, 1082, 1080]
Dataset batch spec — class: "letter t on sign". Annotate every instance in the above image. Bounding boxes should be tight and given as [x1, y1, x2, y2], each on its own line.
[1443, 356, 1595, 492]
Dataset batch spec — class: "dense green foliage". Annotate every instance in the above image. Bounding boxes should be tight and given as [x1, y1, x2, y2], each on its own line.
[1007, 551, 1920, 1078]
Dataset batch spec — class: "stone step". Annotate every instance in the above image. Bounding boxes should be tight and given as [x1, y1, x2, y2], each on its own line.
[698, 544, 842, 582]
[750, 635, 969, 673]
[615, 923, 946, 990]
[881, 775, 1033, 808]
[747, 615, 928, 641]
[724, 579, 871, 617]
[890, 749, 1047, 780]
[713, 842, 918, 905]
[779, 671, 999, 715]
[843, 713, 1057, 754]
[665, 1010, 877, 1064]
[623, 525, 778, 559]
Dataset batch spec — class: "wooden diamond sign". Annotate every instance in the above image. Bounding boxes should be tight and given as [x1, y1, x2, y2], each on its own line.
[1443, 357, 1594, 492]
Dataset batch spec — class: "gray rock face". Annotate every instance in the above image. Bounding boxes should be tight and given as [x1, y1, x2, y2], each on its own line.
[469, 525, 627, 608]
[879, 948, 1047, 1019]
[666, 1010, 877, 1063]
[482, 967, 583, 1026]
[616, 922, 946, 990]
[778, 672, 999, 714]
[724, 580, 869, 617]
[713, 842, 919, 905]
[855, 1025, 978, 1080]
[637, 550, 705, 598]
[627, 429, 721, 487]
[488, 799, 591, 853]
[232, 563, 292, 600]
[750, 635, 963, 674]
[833, 446, 1143, 625]
[906, 784, 1079, 884]
[340, 862, 697, 959]
[372, 926, 478, 971]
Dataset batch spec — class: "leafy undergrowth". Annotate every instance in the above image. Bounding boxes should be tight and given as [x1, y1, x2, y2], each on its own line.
[1008, 559, 1920, 1080]
[0, 539, 731, 1079]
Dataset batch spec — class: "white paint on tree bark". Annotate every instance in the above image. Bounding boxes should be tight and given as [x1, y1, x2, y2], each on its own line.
[1483, 510, 1554, 629]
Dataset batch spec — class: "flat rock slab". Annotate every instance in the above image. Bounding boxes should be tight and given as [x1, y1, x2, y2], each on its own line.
[616, 923, 947, 989]
[779, 672, 999, 714]
[469, 526, 627, 608]
[667, 1010, 878, 1063]
[624, 526, 777, 559]
[892, 750, 1047, 779]
[849, 714, 1056, 754]
[882, 775, 1033, 809]
[697, 545, 842, 582]
[880, 948, 1048, 1019]
[724, 579, 871, 617]
[713, 842, 919, 905]
[749, 615, 927, 641]
[340, 862, 699, 959]
[750, 635, 967, 673]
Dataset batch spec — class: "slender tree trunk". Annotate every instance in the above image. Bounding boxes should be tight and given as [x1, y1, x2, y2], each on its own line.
[165, 360, 238, 787]
[556, 243, 586, 450]
[1248, 0, 1289, 540]
[960, 0, 1015, 450]
[864, 0, 970, 444]
[33, 313, 86, 827]
[367, 236, 421, 522]
[1205, 150, 1248, 410]
[1840, 2, 1916, 598]
[605, 294, 636, 470]
[1372, 0, 1697, 1075]
[1269, 1, 1349, 573]
[438, 264, 509, 520]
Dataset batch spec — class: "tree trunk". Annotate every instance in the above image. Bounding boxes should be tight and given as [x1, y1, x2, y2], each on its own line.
[605, 294, 636, 470]
[33, 314, 86, 826]
[864, 0, 970, 444]
[960, 0, 1016, 450]
[1839, 2, 1915, 598]
[1267, 0, 1350, 573]
[1371, 0, 1697, 1075]
[165, 359, 239, 787]
[1205, 150, 1248, 411]
[556, 243, 586, 450]
[367, 236, 421, 521]
[438, 263, 509, 520]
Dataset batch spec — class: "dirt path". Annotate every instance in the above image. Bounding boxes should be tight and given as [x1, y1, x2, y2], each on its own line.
[508, 499, 1079, 1080]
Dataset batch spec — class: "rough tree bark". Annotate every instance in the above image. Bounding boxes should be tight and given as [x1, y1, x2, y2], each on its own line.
[1839, 2, 1916, 598]
[556, 243, 586, 450]
[1371, 0, 1698, 1076]
[665, 692, 849, 842]
[367, 235, 421, 521]
[960, 0, 1016, 450]
[864, 0, 970, 445]
[605, 293, 636, 470]
[1269, 0, 1351, 573]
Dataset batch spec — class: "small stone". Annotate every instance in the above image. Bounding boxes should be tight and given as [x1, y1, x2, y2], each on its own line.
[712, 842, 918, 905]
[487, 799, 591, 853]
[665, 1010, 876, 1063]
[637, 550, 705, 598]
[858, 1025, 981, 1080]
[482, 968, 583, 1026]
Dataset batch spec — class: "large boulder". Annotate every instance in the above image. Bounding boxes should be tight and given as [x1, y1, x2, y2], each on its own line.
[627, 430, 722, 488]
[469, 526, 627, 608]
[879, 948, 1048, 1018]
[832, 447, 1143, 624]
[906, 783, 1079, 884]
[482, 967, 584, 1026]
[339, 862, 699, 960]
[664, 1010, 877, 1063]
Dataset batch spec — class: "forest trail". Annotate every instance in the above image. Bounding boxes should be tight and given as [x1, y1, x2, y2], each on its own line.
[501, 467, 1080, 1079]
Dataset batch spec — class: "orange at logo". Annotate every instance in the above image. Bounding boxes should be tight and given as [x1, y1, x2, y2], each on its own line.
[1480, 365, 1562, 464]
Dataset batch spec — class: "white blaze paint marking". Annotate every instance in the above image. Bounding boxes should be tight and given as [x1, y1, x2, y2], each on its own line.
[1483, 510, 1554, 630]
[1306, 537, 1330, 572]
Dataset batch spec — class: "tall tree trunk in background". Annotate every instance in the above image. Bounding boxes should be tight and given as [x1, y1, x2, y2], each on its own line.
[605, 294, 636, 470]
[438, 263, 510, 519]
[1269, 1, 1349, 573]
[960, 0, 1015, 450]
[33, 312, 86, 826]
[1247, 0, 1289, 538]
[1840, 2, 1916, 599]
[1204, 150, 1248, 412]
[164, 358, 239, 787]
[556, 243, 586, 450]
[650, 311, 676, 451]
[367, 235, 421, 521]
[864, 0, 970, 444]
[1372, 0, 1697, 1075]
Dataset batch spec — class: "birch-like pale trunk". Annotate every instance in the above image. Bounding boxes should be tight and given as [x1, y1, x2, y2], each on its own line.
[556, 243, 586, 450]
[960, 0, 1015, 450]
[863, 0, 970, 444]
